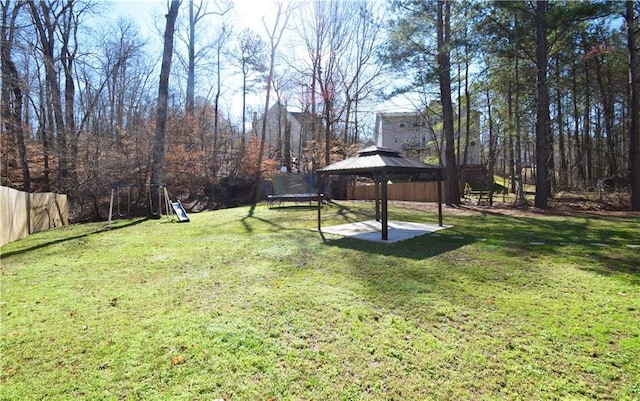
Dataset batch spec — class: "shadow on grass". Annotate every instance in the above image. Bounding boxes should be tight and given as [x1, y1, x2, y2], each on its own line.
[322, 201, 640, 286]
[328, 201, 379, 223]
[452, 213, 640, 279]
[1, 218, 148, 259]
[577, 252, 640, 285]
[451, 205, 640, 244]
[321, 235, 486, 312]
[323, 233, 473, 261]
[267, 204, 318, 210]
[241, 203, 287, 233]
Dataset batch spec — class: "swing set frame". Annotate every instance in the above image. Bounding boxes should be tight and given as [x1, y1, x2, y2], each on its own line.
[107, 183, 174, 227]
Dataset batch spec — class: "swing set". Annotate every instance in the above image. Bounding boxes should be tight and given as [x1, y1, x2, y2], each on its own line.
[107, 184, 190, 227]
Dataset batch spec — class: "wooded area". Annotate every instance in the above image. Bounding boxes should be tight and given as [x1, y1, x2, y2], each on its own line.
[1, 0, 639, 222]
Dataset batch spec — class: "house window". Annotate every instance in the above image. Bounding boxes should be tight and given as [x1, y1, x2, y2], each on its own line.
[399, 123, 405, 128]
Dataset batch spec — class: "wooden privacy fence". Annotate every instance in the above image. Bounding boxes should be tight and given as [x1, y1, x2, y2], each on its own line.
[1, 186, 68, 246]
[347, 181, 443, 202]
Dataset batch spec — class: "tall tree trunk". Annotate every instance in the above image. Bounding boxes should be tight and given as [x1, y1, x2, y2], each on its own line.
[39, 90, 51, 191]
[534, 0, 551, 209]
[584, 61, 593, 185]
[150, 0, 180, 203]
[61, 7, 78, 195]
[594, 106, 603, 179]
[507, 83, 516, 194]
[276, 102, 283, 161]
[28, 0, 68, 192]
[323, 97, 331, 166]
[241, 58, 248, 138]
[604, 73, 617, 178]
[353, 94, 359, 146]
[595, 57, 618, 178]
[238, 59, 248, 167]
[571, 68, 584, 187]
[1, 1, 30, 195]
[343, 96, 351, 148]
[256, 47, 276, 202]
[514, 9, 526, 206]
[627, 1, 640, 210]
[438, 0, 460, 205]
[254, 3, 289, 202]
[456, 62, 462, 166]
[284, 114, 292, 171]
[186, 0, 195, 115]
[556, 60, 568, 189]
[485, 88, 496, 205]
[463, 48, 471, 167]
[213, 27, 224, 177]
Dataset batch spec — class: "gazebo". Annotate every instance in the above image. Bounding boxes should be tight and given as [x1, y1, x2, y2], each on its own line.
[315, 146, 444, 241]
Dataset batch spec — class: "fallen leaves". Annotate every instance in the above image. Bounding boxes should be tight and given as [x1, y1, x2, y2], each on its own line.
[4, 368, 16, 381]
[171, 355, 185, 365]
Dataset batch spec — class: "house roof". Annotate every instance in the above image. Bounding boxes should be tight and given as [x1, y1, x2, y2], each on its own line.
[317, 146, 441, 176]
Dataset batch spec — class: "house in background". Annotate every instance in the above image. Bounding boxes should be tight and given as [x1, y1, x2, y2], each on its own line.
[374, 111, 431, 156]
[374, 106, 482, 167]
[253, 102, 319, 173]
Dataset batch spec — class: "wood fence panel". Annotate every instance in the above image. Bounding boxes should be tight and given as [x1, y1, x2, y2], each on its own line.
[1, 186, 68, 246]
[347, 182, 443, 202]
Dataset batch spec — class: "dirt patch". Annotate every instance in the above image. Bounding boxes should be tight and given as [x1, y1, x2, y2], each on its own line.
[391, 193, 638, 219]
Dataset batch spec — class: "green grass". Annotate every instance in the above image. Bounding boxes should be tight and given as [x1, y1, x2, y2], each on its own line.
[1, 201, 639, 400]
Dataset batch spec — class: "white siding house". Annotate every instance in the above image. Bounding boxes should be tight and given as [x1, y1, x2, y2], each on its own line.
[374, 107, 482, 166]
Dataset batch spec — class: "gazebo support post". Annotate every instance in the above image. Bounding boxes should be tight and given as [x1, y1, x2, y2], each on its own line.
[317, 175, 323, 232]
[381, 171, 388, 240]
[375, 175, 380, 222]
[437, 171, 443, 226]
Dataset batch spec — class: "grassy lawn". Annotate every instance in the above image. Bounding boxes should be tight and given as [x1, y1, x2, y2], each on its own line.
[1, 201, 639, 400]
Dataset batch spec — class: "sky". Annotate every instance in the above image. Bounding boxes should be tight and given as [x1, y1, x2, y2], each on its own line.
[107, 1, 271, 53]
[108, 0, 287, 41]
[106, 0, 300, 123]
[105, 0, 414, 129]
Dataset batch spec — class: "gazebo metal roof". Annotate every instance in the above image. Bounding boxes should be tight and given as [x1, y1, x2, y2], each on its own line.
[317, 146, 441, 176]
[315, 146, 444, 241]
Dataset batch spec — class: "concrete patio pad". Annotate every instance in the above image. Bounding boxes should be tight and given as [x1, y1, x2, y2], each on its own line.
[320, 220, 452, 244]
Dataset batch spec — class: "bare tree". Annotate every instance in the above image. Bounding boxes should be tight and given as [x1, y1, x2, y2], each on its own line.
[150, 0, 180, 203]
[253, 1, 291, 202]
[98, 18, 148, 140]
[1, 1, 30, 195]
[27, 0, 71, 192]
[293, 0, 327, 169]
[212, 24, 232, 173]
[336, 0, 384, 150]
[233, 28, 267, 139]
[182, 0, 231, 116]
[317, 0, 350, 166]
